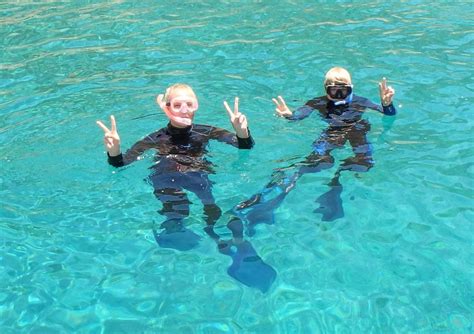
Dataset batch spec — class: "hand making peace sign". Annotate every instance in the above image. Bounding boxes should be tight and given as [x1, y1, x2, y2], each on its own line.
[223, 97, 249, 139]
[272, 95, 292, 117]
[96, 115, 121, 156]
[379, 77, 396, 107]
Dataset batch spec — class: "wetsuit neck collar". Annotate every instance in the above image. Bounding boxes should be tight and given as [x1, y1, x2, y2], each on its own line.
[167, 122, 192, 136]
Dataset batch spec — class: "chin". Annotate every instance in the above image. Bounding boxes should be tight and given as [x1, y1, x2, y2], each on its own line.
[172, 118, 193, 127]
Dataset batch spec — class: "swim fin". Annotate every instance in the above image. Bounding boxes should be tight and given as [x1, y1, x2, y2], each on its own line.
[153, 219, 201, 251]
[219, 240, 277, 293]
[314, 181, 344, 221]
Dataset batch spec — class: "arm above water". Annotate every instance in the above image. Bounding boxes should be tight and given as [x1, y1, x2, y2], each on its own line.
[361, 97, 397, 116]
[219, 97, 255, 149]
[364, 77, 397, 115]
[379, 77, 396, 115]
[209, 126, 255, 149]
[107, 135, 156, 167]
[96, 115, 156, 167]
[272, 95, 315, 121]
[361, 78, 397, 116]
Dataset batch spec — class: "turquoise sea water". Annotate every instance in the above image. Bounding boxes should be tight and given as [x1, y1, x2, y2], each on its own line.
[1, 1, 473, 333]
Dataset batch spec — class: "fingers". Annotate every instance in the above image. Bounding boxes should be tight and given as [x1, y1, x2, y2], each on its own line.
[110, 115, 117, 132]
[96, 120, 110, 133]
[379, 77, 396, 104]
[96, 116, 117, 134]
[224, 97, 240, 120]
[104, 136, 113, 148]
[223, 100, 233, 120]
[381, 77, 387, 90]
[278, 95, 287, 107]
[386, 86, 395, 102]
[236, 114, 248, 133]
[275, 108, 287, 117]
[272, 96, 287, 107]
[234, 96, 239, 115]
[379, 78, 389, 99]
[240, 115, 248, 129]
[272, 96, 289, 117]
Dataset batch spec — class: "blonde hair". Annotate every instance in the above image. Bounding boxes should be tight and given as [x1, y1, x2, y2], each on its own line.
[324, 67, 352, 86]
[164, 83, 196, 103]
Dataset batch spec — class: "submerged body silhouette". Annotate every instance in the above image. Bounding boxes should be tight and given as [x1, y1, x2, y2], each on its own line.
[235, 95, 396, 231]
[107, 123, 276, 292]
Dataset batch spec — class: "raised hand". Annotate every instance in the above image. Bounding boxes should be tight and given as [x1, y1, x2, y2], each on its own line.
[379, 77, 395, 106]
[272, 95, 292, 117]
[96, 115, 121, 156]
[223, 97, 249, 139]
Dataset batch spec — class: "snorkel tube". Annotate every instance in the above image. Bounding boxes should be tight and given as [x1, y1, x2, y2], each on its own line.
[333, 92, 353, 106]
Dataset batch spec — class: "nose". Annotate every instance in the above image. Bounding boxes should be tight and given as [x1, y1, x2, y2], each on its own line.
[177, 104, 191, 113]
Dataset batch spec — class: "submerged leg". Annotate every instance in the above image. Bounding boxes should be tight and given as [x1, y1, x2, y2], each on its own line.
[152, 188, 201, 251]
[233, 127, 341, 230]
[181, 172, 276, 291]
[233, 170, 297, 236]
[345, 120, 374, 173]
[183, 172, 223, 241]
[234, 153, 334, 234]
[314, 123, 374, 221]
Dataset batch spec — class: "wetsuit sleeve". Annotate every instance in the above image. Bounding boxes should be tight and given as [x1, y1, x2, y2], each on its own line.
[210, 127, 255, 149]
[237, 131, 255, 149]
[107, 135, 156, 167]
[362, 98, 397, 116]
[286, 104, 315, 121]
[381, 103, 397, 115]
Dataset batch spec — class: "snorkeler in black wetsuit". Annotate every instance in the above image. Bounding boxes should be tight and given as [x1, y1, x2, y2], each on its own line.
[235, 67, 397, 231]
[96, 83, 276, 292]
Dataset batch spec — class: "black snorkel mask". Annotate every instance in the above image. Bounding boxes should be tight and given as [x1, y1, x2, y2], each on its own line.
[325, 83, 353, 100]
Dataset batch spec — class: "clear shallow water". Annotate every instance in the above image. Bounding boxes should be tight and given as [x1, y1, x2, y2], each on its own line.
[1, 1, 473, 333]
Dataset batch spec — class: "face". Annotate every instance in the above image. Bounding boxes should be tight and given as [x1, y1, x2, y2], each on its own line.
[325, 81, 353, 101]
[165, 88, 198, 127]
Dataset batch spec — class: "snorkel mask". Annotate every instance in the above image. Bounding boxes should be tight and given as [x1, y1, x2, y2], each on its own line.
[325, 83, 353, 106]
[325, 83, 353, 100]
[164, 95, 199, 127]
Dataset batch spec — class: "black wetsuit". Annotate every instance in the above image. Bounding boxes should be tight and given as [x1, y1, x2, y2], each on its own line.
[108, 122, 253, 227]
[106, 122, 276, 292]
[235, 95, 396, 227]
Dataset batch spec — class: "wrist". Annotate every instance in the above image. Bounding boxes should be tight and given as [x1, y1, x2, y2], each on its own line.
[236, 130, 254, 149]
[108, 148, 121, 157]
[107, 152, 124, 167]
[236, 128, 249, 139]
